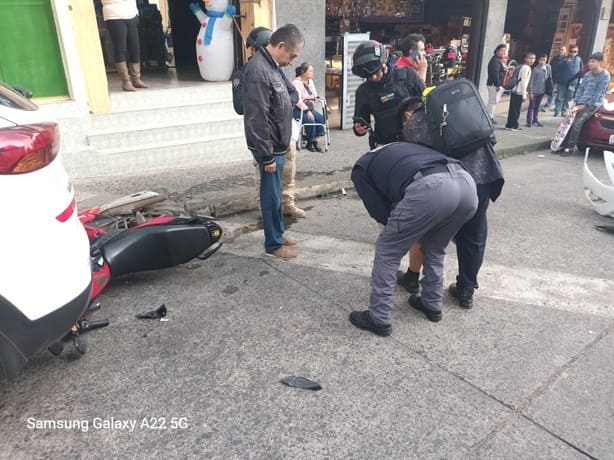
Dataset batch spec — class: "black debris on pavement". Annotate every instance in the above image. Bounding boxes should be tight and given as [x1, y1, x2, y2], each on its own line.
[595, 225, 614, 234]
[136, 304, 167, 319]
[280, 376, 322, 391]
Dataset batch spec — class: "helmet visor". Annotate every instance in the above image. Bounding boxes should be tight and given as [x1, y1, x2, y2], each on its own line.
[352, 59, 383, 79]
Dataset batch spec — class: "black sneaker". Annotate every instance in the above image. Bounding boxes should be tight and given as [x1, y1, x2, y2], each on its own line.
[396, 270, 420, 294]
[408, 296, 442, 322]
[349, 310, 392, 337]
[448, 283, 473, 309]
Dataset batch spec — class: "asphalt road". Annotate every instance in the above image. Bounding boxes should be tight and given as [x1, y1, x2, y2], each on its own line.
[1, 149, 613, 459]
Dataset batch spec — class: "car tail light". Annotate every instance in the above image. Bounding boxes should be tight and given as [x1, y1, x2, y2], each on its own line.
[0, 122, 60, 174]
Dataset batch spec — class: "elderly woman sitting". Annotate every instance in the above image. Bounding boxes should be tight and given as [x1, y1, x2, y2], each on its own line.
[292, 62, 325, 152]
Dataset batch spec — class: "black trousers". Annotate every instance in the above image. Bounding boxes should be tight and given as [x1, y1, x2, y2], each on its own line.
[455, 182, 493, 294]
[105, 15, 140, 63]
[505, 93, 523, 129]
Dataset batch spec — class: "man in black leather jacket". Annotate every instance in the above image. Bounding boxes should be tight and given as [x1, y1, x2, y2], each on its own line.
[243, 24, 304, 259]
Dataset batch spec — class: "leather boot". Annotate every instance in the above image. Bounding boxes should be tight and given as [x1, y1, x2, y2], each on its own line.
[115, 62, 135, 92]
[128, 62, 149, 88]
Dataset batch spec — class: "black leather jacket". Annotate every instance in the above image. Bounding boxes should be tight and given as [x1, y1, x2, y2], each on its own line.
[487, 55, 506, 87]
[243, 48, 293, 165]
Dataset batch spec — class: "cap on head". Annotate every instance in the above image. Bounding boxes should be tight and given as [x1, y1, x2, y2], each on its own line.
[246, 27, 272, 49]
[352, 40, 387, 79]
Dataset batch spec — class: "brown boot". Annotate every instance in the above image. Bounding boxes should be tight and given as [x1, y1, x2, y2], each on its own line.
[115, 62, 135, 91]
[283, 206, 306, 218]
[266, 246, 297, 259]
[128, 62, 149, 88]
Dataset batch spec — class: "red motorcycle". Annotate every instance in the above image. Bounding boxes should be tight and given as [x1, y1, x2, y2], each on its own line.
[48, 191, 223, 357]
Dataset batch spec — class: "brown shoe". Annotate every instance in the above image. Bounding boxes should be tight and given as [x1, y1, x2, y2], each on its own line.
[283, 235, 297, 246]
[283, 206, 306, 218]
[266, 246, 297, 259]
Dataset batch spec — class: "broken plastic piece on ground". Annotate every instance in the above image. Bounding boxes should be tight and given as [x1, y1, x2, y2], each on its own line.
[595, 224, 614, 234]
[136, 304, 167, 319]
[280, 376, 322, 391]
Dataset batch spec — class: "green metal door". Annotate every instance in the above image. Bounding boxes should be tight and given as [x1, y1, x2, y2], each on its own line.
[0, 0, 68, 98]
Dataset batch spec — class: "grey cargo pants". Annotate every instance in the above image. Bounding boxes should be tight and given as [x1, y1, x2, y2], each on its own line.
[369, 164, 478, 325]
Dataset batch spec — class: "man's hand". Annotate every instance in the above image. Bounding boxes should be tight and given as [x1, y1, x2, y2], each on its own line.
[307, 111, 315, 121]
[575, 103, 585, 112]
[264, 162, 277, 173]
[412, 53, 428, 73]
[354, 122, 369, 136]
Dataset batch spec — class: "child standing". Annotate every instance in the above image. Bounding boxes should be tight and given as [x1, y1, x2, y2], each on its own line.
[526, 53, 550, 127]
[505, 52, 535, 131]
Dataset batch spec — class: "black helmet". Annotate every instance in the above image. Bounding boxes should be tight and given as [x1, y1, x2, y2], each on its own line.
[352, 41, 387, 79]
[246, 27, 272, 49]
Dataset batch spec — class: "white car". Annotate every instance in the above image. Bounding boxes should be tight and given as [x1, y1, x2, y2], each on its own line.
[0, 82, 91, 380]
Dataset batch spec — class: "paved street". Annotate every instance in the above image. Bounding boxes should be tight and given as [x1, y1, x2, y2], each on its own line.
[1, 148, 613, 459]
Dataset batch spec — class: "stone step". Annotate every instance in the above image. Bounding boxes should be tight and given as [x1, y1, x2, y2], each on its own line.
[87, 118, 244, 150]
[65, 134, 250, 178]
[108, 82, 233, 112]
[90, 100, 240, 131]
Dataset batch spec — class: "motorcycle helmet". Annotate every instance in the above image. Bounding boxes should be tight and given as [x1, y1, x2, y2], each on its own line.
[246, 27, 272, 49]
[352, 41, 387, 79]
[583, 148, 614, 217]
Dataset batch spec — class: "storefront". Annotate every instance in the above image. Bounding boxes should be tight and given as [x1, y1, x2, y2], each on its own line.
[0, 0, 276, 178]
[503, 0, 605, 62]
[324, 0, 491, 127]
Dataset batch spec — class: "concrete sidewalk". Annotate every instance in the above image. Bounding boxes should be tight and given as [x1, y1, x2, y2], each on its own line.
[73, 97, 559, 216]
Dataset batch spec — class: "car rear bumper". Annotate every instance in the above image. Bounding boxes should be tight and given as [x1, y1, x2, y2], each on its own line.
[0, 282, 91, 380]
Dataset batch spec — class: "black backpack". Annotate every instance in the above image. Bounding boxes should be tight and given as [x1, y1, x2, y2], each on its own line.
[424, 78, 496, 158]
[231, 66, 245, 115]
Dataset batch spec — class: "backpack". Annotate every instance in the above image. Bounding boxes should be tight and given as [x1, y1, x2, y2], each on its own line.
[423, 78, 496, 158]
[392, 66, 422, 99]
[502, 65, 521, 90]
[231, 66, 245, 115]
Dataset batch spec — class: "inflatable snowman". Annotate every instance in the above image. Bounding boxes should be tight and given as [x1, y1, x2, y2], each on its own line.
[189, 0, 236, 81]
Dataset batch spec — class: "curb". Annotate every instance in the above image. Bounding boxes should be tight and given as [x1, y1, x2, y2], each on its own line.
[186, 139, 550, 217]
[495, 140, 551, 158]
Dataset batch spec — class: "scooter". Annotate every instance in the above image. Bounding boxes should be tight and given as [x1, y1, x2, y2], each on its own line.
[47, 191, 223, 360]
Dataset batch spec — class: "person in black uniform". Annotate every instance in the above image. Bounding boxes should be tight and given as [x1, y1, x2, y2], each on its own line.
[352, 40, 424, 146]
[396, 97, 505, 310]
[349, 142, 478, 336]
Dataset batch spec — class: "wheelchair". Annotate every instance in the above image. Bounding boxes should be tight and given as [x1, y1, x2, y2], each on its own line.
[295, 97, 331, 152]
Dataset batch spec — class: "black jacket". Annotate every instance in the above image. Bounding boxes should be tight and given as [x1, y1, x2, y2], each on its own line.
[487, 55, 506, 87]
[354, 66, 424, 145]
[243, 48, 293, 164]
[351, 142, 456, 225]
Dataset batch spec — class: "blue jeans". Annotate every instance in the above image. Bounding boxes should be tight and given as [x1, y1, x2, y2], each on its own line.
[554, 83, 574, 115]
[455, 182, 493, 294]
[294, 108, 325, 141]
[253, 153, 285, 253]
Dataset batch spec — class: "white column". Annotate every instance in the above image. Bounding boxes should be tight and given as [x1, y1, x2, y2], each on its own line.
[592, 0, 612, 54]
[477, 0, 509, 103]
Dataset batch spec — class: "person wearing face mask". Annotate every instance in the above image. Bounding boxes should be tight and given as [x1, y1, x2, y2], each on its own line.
[352, 40, 425, 147]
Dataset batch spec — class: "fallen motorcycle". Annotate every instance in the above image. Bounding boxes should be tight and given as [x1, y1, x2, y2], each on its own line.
[1, 187, 222, 379]
[47, 191, 223, 358]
